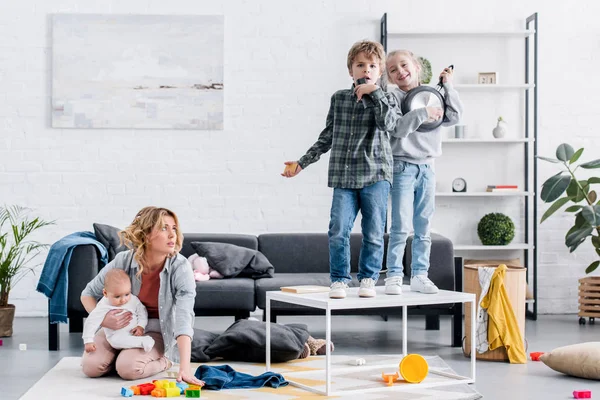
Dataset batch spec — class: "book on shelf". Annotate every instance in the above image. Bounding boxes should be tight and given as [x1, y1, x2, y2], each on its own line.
[486, 185, 519, 192]
[280, 285, 330, 294]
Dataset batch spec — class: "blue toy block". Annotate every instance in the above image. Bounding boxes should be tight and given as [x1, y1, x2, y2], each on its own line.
[121, 387, 133, 397]
[176, 382, 189, 394]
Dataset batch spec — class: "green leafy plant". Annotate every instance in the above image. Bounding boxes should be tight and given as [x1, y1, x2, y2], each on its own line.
[418, 57, 432, 84]
[477, 213, 515, 245]
[0, 206, 54, 307]
[539, 143, 600, 273]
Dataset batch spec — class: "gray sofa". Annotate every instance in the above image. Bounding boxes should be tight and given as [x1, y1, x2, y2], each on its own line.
[49, 232, 463, 351]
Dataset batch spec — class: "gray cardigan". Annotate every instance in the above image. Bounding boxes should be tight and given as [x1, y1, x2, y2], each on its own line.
[81, 250, 195, 362]
[389, 83, 463, 165]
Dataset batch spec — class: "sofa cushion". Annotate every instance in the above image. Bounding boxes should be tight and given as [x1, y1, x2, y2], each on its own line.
[539, 342, 600, 380]
[190, 242, 274, 279]
[258, 233, 370, 274]
[93, 223, 128, 262]
[204, 319, 310, 363]
[190, 328, 219, 362]
[181, 234, 257, 258]
[194, 278, 256, 311]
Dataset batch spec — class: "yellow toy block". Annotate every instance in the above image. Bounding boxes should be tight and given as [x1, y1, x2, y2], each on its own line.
[164, 387, 180, 397]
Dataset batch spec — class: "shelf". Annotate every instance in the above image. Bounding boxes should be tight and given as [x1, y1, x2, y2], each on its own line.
[454, 243, 534, 251]
[454, 84, 535, 90]
[436, 192, 532, 197]
[387, 30, 536, 38]
[443, 138, 533, 143]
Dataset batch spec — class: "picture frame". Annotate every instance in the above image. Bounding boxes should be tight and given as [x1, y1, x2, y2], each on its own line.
[478, 72, 498, 84]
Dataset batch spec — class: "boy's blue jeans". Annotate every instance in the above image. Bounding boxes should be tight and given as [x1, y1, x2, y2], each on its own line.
[386, 160, 435, 278]
[329, 180, 390, 284]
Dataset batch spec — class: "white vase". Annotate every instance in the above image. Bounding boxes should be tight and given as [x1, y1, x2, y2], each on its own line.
[493, 120, 507, 138]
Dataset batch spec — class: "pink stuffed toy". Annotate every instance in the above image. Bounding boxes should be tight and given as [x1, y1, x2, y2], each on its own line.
[188, 254, 224, 281]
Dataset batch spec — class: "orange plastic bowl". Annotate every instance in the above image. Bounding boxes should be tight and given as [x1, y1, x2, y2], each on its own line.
[399, 354, 429, 383]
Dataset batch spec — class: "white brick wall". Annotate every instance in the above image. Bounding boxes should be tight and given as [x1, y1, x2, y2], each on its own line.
[2, 0, 600, 316]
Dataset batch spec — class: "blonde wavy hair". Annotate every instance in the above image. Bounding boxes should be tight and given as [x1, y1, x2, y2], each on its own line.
[118, 206, 184, 277]
[347, 40, 386, 72]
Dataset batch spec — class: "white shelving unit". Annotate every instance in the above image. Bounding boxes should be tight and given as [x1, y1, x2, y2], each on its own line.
[435, 192, 533, 197]
[381, 13, 539, 319]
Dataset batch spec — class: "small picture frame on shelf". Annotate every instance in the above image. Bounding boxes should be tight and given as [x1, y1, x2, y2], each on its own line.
[478, 72, 498, 84]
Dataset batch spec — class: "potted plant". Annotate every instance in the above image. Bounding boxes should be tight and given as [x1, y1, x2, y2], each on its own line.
[0, 205, 53, 336]
[539, 143, 600, 273]
[477, 212, 515, 245]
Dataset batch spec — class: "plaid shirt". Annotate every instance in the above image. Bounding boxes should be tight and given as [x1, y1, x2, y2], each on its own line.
[298, 86, 399, 189]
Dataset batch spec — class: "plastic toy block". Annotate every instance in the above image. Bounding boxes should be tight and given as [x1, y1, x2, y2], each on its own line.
[187, 385, 201, 391]
[185, 388, 201, 398]
[530, 352, 545, 361]
[176, 382, 189, 394]
[121, 387, 133, 397]
[131, 383, 155, 395]
[159, 387, 179, 397]
[154, 380, 174, 389]
[573, 390, 591, 399]
[0, 339, 3, 346]
[19, 343, 27, 350]
[151, 388, 166, 397]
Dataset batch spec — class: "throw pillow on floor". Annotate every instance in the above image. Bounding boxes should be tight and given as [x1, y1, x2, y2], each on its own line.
[539, 342, 600, 380]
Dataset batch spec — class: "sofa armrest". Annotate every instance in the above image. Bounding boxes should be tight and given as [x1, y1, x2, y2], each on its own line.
[67, 244, 102, 314]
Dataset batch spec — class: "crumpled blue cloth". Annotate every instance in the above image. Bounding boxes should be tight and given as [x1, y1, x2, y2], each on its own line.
[36, 231, 107, 323]
[194, 365, 288, 390]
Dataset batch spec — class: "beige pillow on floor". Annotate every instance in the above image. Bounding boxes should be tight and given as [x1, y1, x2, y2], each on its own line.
[539, 342, 600, 380]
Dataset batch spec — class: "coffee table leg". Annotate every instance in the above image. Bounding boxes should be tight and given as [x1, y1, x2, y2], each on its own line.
[470, 298, 476, 381]
[266, 297, 271, 371]
[402, 305, 407, 356]
[325, 306, 331, 395]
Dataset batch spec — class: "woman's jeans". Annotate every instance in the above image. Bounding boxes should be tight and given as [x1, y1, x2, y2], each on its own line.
[329, 180, 390, 283]
[386, 160, 435, 278]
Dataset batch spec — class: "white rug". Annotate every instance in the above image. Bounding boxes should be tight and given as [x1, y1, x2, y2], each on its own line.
[20, 355, 482, 399]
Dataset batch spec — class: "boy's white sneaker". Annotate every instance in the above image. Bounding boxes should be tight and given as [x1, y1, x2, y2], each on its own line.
[384, 276, 403, 295]
[329, 281, 348, 299]
[358, 278, 376, 298]
[410, 275, 439, 294]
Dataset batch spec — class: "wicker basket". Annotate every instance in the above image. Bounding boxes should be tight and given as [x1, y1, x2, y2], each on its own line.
[463, 262, 526, 361]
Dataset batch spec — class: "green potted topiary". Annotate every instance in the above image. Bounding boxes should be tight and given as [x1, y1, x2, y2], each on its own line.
[477, 213, 515, 245]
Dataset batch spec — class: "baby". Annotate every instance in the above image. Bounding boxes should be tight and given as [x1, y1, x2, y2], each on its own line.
[82, 269, 155, 353]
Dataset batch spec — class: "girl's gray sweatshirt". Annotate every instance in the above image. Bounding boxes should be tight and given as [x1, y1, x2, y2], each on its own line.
[389, 83, 463, 165]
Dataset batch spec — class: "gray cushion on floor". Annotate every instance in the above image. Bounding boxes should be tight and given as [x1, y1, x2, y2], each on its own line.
[194, 278, 255, 310]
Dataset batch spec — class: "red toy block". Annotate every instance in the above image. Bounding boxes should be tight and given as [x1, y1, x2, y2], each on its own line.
[130, 382, 155, 395]
[0, 339, 3, 346]
[530, 352, 545, 361]
[573, 390, 591, 399]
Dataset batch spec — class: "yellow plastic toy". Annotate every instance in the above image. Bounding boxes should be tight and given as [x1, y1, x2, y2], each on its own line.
[381, 371, 400, 386]
[399, 354, 429, 383]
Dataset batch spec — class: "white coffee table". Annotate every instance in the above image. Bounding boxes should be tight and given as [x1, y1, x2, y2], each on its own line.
[265, 286, 476, 396]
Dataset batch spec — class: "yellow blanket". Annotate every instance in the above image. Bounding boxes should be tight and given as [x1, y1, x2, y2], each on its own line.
[480, 264, 527, 363]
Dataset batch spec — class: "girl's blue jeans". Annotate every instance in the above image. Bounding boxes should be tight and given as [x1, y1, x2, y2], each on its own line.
[386, 160, 435, 278]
